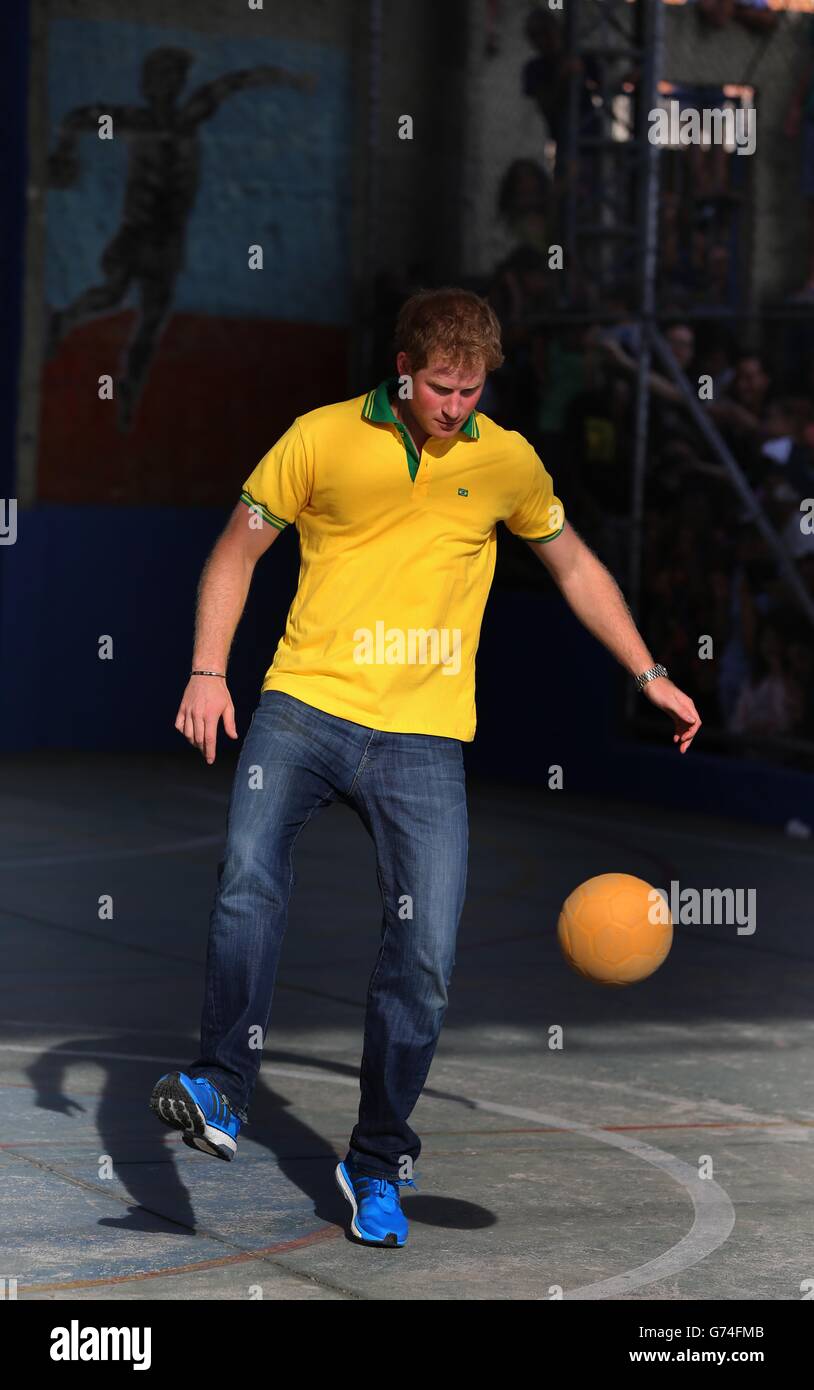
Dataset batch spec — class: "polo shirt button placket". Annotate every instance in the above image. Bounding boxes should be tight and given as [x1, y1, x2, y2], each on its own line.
[412, 443, 430, 498]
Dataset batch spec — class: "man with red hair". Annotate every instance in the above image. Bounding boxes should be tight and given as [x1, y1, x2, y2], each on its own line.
[151, 287, 700, 1247]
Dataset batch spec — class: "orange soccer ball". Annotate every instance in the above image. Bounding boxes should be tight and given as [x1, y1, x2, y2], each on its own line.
[557, 873, 673, 986]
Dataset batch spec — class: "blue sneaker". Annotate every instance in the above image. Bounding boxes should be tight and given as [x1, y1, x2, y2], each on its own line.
[150, 1071, 241, 1162]
[334, 1161, 417, 1247]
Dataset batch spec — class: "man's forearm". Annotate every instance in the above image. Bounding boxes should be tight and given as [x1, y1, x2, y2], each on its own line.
[191, 540, 255, 671]
[557, 548, 654, 678]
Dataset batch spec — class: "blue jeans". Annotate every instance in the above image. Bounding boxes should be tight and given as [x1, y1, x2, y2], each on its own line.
[187, 689, 469, 1180]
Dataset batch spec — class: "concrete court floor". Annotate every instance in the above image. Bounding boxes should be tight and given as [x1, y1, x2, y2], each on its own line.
[0, 749, 812, 1302]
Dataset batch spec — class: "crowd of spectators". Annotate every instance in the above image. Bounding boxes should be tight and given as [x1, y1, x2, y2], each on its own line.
[368, 256, 814, 756]
[369, 2, 814, 760]
[369, 250, 814, 755]
[477, 296, 814, 752]
[487, 3, 814, 758]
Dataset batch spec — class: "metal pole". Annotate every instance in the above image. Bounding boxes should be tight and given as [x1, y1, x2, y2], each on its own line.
[628, 0, 663, 623]
[360, 0, 382, 385]
[625, 0, 664, 720]
[562, 0, 580, 301]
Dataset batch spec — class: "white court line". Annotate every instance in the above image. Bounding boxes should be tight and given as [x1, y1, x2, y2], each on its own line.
[168, 780, 813, 865]
[0, 1044, 193, 1064]
[475, 801, 814, 867]
[0, 1019, 201, 1038]
[6, 783, 808, 871]
[3, 1029, 804, 1127]
[442, 1054, 803, 1128]
[452, 1092, 736, 1300]
[0, 834, 223, 869]
[0, 1044, 736, 1299]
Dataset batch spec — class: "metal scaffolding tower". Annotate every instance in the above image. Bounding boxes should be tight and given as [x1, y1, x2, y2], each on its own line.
[556, 0, 814, 662]
[560, 0, 662, 308]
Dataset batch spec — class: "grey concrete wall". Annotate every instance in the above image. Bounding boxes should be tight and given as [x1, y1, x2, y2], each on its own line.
[461, 0, 554, 279]
[460, 0, 814, 303]
[373, 0, 471, 282]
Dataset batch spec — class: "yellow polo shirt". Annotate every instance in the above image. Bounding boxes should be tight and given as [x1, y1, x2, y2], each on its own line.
[240, 377, 564, 741]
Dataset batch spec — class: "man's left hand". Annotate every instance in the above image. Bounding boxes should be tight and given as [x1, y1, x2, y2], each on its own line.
[642, 677, 702, 754]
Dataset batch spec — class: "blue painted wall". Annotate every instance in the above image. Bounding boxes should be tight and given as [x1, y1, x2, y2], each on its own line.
[1, 503, 811, 832]
[46, 19, 352, 323]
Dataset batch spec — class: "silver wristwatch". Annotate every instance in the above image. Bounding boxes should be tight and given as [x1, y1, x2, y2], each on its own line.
[636, 662, 668, 691]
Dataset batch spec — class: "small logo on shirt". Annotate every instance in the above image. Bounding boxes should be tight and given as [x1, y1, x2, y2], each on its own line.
[457, 487, 469, 497]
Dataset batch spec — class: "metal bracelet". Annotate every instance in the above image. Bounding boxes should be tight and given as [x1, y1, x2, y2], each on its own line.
[636, 663, 668, 691]
[190, 669, 226, 678]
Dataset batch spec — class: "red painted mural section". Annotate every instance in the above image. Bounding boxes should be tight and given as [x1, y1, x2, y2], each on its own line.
[38, 312, 350, 505]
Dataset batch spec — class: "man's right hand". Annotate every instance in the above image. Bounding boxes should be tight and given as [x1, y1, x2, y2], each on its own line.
[175, 675, 238, 765]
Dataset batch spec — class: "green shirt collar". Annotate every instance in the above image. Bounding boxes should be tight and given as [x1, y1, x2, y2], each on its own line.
[362, 376, 479, 440]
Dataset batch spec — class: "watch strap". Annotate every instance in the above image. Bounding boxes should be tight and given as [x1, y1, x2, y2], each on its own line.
[636, 663, 668, 691]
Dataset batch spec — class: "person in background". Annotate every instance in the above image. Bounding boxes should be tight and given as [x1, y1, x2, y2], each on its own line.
[786, 636, 814, 738]
[693, 0, 778, 35]
[784, 15, 814, 301]
[694, 325, 736, 399]
[488, 245, 553, 355]
[496, 158, 553, 257]
[709, 352, 775, 485]
[729, 622, 804, 738]
[522, 5, 600, 182]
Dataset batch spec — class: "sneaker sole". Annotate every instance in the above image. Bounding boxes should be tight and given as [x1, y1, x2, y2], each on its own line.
[150, 1072, 237, 1162]
[334, 1162, 404, 1247]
